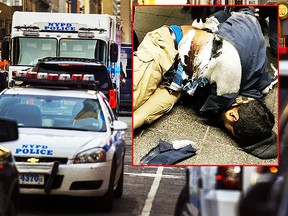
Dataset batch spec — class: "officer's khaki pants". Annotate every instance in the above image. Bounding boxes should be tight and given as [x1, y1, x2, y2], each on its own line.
[134, 87, 181, 129]
[133, 26, 181, 129]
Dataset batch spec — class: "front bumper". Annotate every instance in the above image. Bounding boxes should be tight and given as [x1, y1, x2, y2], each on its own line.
[17, 160, 112, 197]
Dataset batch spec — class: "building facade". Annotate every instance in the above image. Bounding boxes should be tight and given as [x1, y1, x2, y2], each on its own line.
[102, 0, 132, 43]
[0, 0, 132, 45]
[0, 2, 12, 41]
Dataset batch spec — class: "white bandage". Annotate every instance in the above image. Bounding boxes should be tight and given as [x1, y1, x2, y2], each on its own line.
[172, 140, 196, 149]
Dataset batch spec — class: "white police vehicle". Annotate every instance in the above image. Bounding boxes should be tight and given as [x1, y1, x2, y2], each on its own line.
[0, 69, 128, 212]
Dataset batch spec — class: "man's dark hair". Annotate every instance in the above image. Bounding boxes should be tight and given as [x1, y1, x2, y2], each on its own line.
[233, 99, 275, 145]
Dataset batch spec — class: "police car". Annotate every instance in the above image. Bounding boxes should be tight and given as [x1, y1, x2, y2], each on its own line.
[0, 69, 128, 212]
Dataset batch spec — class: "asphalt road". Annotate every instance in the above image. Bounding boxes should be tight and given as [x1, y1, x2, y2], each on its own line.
[17, 116, 186, 216]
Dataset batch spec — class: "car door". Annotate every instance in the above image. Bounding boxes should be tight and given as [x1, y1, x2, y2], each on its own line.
[102, 98, 125, 175]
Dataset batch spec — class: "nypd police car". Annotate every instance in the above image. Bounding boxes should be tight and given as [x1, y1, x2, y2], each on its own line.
[0, 70, 128, 212]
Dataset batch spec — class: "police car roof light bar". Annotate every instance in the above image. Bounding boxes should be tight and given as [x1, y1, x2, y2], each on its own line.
[39, 57, 102, 65]
[14, 25, 40, 36]
[13, 71, 99, 91]
[13, 77, 100, 90]
[78, 27, 107, 33]
[14, 25, 40, 31]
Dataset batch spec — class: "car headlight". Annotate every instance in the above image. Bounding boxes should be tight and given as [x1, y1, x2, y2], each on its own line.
[0, 146, 12, 161]
[74, 148, 106, 163]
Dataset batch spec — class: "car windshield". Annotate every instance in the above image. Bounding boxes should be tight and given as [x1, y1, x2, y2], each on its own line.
[12, 37, 57, 66]
[59, 38, 107, 64]
[0, 95, 106, 132]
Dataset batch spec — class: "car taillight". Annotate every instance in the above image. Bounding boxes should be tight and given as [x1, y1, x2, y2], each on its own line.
[109, 89, 117, 108]
[256, 166, 278, 174]
[216, 166, 242, 190]
[0, 163, 3, 169]
[269, 167, 278, 173]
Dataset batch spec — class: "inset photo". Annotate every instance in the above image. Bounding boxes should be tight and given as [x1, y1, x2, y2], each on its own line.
[133, 5, 279, 165]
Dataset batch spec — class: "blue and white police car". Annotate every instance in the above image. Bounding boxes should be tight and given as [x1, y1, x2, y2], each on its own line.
[0, 69, 128, 212]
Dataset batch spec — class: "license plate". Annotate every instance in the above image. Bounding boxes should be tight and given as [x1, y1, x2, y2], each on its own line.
[19, 174, 45, 185]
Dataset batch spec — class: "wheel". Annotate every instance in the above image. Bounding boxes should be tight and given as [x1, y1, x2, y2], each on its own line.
[2, 184, 18, 216]
[114, 159, 124, 198]
[6, 199, 17, 216]
[174, 185, 192, 216]
[101, 158, 116, 212]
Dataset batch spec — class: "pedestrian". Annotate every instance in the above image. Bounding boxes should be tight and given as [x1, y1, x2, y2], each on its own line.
[133, 6, 278, 159]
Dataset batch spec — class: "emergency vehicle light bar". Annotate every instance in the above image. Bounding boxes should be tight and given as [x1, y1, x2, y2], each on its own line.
[13, 70, 99, 90]
[39, 57, 102, 64]
[14, 25, 40, 30]
[78, 27, 107, 33]
[14, 25, 40, 36]
[78, 31, 95, 38]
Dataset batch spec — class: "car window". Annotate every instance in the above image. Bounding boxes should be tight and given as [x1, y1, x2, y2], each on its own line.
[0, 95, 106, 132]
[102, 98, 116, 123]
[59, 39, 107, 64]
[12, 37, 57, 66]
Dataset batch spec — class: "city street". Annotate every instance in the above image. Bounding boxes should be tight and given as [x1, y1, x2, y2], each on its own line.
[17, 116, 186, 216]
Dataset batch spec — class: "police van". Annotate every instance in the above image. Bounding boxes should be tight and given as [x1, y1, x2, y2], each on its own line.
[2, 11, 122, 115]
[0, 68, 128, 212]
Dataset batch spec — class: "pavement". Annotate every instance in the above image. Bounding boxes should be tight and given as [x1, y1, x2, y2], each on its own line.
[133, 6, 279, 165]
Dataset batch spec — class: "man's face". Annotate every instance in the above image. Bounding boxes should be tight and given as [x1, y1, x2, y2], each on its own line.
[222, 106, 240, 136]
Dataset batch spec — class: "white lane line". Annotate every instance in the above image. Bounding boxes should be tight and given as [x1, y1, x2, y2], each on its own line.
[124, 172, 185, 179]
[141, 167, 164, 216]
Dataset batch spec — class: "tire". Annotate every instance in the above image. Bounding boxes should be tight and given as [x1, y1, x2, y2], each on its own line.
[174, 185, 192, 216]
[114, 160, 124, 198]
[101, 158, 116, 212]
[6, 200, 17, 216]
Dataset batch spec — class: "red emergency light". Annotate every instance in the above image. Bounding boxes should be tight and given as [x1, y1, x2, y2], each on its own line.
[279, 47, 288, 55]
[72, 74, 83, 81]
[47, 73, 59, 80]
[109, 89, 117, 108]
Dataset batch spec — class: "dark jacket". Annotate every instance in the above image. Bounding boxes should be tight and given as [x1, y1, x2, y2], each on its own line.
[199, 8, 274, 114]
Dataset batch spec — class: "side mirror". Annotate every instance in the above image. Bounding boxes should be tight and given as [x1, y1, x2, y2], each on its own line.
[0, 118, 18, 142]
[110, 43, 118, 63]
[111, 120, 128, 131]
[1, 40, 9, 61]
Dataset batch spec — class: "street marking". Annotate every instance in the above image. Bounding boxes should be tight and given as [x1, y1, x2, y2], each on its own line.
[141, 167, 164, 216]
[124, 172, 185, 179]
[203, 126, 210, 142]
